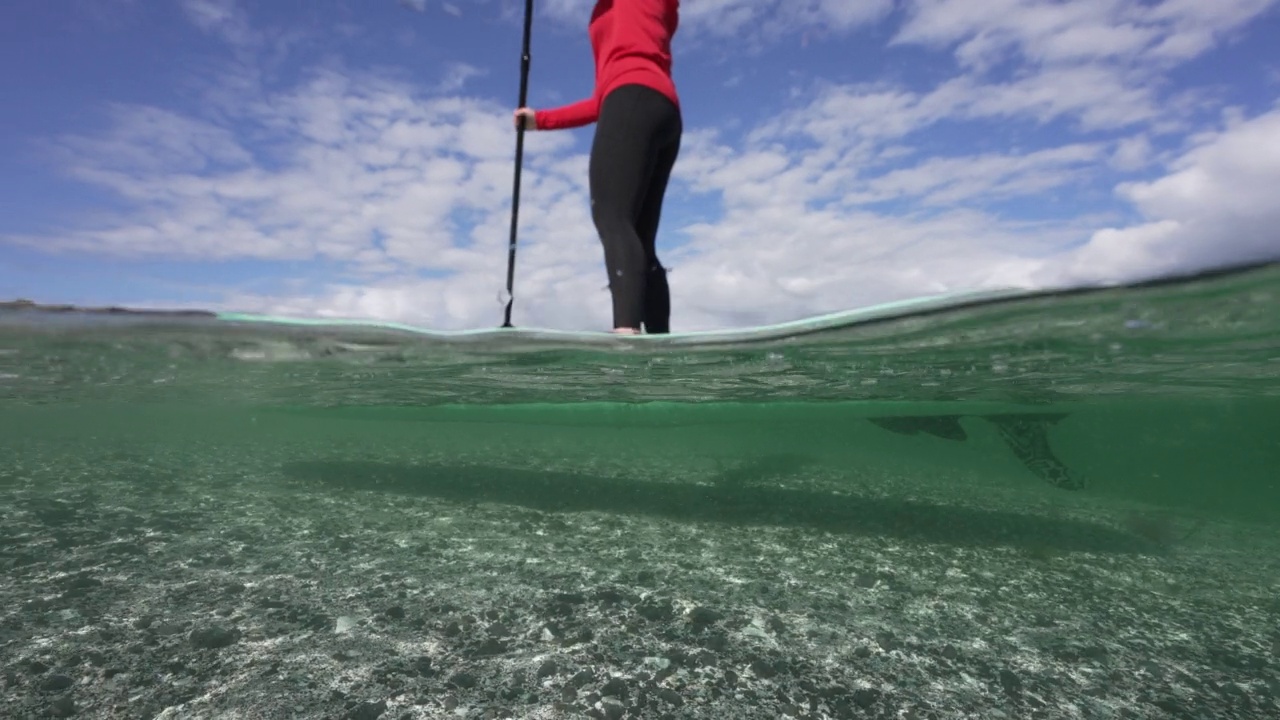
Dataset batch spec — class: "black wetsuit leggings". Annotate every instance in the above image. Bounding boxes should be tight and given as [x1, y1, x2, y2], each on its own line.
[589, 84, 682, 333]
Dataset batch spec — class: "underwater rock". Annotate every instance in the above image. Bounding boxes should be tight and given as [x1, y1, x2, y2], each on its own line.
[853, 687, 882, 708]
[153, 622, 185, 637]
[637, 598, 675, 621]
[657, 688, 683, 706]
[568, 669, 594, 689]
[471, 638, 508, 658]
[49, 696, 77, 717]
[998, 668, 1022, 695]
[599, 676, 628, 699]
[448, 671, 477, 689]
[39, 673, 74, 692]
[345, 699, 387, 720]
[189, 625, 240, 650]
[688, 606, 724, 626]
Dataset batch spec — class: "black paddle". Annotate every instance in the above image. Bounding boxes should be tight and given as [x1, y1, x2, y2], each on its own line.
[502, 0, 535, 328]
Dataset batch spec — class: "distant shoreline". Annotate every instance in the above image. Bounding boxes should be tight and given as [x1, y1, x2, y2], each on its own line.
[0, 298, 215, 317]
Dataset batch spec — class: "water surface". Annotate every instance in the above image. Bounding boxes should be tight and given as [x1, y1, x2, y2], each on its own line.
[1, 264, 1278, 719]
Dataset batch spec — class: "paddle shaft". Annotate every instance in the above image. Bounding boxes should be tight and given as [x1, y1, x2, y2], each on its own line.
[502, 0, 535, 328]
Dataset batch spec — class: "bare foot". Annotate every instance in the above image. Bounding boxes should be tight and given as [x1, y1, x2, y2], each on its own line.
[611, 327, 641, 335]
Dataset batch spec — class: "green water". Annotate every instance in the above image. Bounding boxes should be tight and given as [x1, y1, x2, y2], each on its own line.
[2, 264, 1279, 719]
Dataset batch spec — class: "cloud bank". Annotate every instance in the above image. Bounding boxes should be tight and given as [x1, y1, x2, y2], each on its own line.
[5, 0, 1278, 330]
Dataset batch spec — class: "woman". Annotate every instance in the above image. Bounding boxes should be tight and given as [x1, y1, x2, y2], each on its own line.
[515, 0, 682, 335]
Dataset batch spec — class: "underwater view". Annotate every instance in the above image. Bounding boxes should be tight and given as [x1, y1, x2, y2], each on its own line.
[2, 262, 1278, 720]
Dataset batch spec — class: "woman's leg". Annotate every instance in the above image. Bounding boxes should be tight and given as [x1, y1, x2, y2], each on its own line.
[636, 132, 681, 334]
[589, 85, 682, 332]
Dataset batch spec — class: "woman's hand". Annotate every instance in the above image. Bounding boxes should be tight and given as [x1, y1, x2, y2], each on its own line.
[514, 108, 537, 131]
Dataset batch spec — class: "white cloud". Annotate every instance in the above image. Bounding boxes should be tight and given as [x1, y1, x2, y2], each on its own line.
[28, 71, 573, 269]
[11, 64, 623, 328]
[665, 204, 1080, 330]
[540, 0, 892, 42]
[895, 0, 1277, 69]
[8, 0, 1278, 332]
[53, 105, 253, 176]
[181, 0, 258, 47]
[1045, 106, 1280, 286]
[855, 144, 1104, 206]
[21, 66, 1279, 331]
[436, 62, 486, 93]
[396, 0, 461, 16]
[964, 65, 1160, 131]
[1110, 134, 1153, 171]
[888, 0, 1277, 138]
[755, 67, 1160, 166]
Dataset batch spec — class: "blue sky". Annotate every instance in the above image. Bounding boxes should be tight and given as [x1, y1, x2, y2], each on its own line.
[2, 0, 1279, 331]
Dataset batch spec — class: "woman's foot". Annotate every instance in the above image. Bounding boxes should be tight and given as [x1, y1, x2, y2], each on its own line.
[611, 327, 641, 335]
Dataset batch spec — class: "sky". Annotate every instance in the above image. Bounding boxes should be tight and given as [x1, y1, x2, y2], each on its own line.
[2, 0, 1278, 332]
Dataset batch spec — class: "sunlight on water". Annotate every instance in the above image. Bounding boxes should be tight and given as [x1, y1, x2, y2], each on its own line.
[1, 264, 1278, 719]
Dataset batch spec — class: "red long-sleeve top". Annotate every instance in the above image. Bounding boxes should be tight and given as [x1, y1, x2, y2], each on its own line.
[535, 0, 680, 131]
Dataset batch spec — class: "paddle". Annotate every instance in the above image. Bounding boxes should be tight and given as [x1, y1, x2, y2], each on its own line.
[502, 0, 535, 328]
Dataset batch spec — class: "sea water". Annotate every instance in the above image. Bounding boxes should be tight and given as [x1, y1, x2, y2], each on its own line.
[1, 264, 1278, 719]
